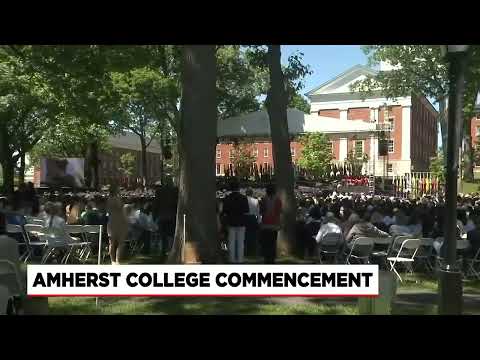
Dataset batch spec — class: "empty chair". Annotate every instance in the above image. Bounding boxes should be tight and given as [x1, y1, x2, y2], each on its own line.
[387, 238, 421, 282]
[82, 225, 103, 262]
[344, 237, 375, 265]
[389, 235, 414, 257]
[0, 235, 25, 300]
[6, 224, 28, 260]
[371, 237, 393, 269]
[414, 238, 435, 274]
[466, 247, 480, 280]
[63, 225, 89, 263]
[23, 224, 48, 263]
[436, 239, 470, 275]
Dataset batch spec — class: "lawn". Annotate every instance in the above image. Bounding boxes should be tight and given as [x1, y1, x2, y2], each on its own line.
[42, 253, 480, 315]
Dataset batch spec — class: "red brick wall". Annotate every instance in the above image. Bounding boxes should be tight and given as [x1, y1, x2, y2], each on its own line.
[347, 107, 370, 122]
[471, 116, 480, 147]
[410, 96, 438, 170]
[378, 105, 402, 161]
[318, 109, 340, 118]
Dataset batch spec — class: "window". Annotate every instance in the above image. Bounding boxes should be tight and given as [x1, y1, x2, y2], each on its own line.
[387, 164, 393, 173]
[264, 148, 269, 158]
[252, 148, 258, 158]
[291, 148, 295, 157]
[388, 139, 394, 153]
[476, 126, 480, 137]
[216, 149, 221, 159]
[385, 116, 395, 131]
[229, 149, 234, 159]
[328, 141, 333, 155]
[216, 163, 221, 175]
[264, 162, 269, 169]
[354, 140, 363, 158]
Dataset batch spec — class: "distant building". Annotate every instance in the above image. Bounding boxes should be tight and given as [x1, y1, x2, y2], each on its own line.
[216, 64, 438, 177]
[31, 132, 163, 187]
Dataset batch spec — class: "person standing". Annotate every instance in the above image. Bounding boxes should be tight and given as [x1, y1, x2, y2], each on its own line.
[106, 186, 128, 265]
[244, 188, 260, 257]
[259, 184, 282, 264]
[222, 180, 249, 264]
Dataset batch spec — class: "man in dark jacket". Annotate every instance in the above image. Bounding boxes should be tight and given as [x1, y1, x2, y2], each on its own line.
[222, 180, 249, 263]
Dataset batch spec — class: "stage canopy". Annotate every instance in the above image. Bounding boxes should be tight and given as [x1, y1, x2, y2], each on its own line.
[218, 108, 379, 140]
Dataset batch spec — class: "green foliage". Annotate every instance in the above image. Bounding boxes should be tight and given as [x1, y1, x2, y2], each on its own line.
[119, 152, 136, 177]
[231, 142, 256, 180]
[297, 132, 333, 179]
[289, 93, 310, 113]
[345, 149, 369, 177]
[29, 118, 111, 167]
[429, 152, 445, 182]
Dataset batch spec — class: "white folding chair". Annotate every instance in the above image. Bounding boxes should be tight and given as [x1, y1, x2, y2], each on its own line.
[23, 224, 48, 263]
[344, 237, 375, 265]
[82, 225, 102, 263]
[64, 225, 89, 264]
[371, 237, 393, 269]
[388, 235, 413, 257]
[6, 224, 28, 260]
[466, 247, 480, 280]
[435, 239, 470, 276]
[0, 235, 25, 300]
[413, 238, 435, 274]
[387, 238, 421, 282]
[317, 232, 343, 264]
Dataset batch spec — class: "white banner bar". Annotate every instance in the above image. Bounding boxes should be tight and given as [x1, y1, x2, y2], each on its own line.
[27, 265, 379, 297]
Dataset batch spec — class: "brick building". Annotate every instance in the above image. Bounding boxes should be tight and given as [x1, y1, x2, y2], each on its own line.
[469, 98, 480, 168]
[216, 64, 438, 178]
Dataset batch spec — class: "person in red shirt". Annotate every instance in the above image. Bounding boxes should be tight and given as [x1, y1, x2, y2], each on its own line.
[259, 184, 282, 264]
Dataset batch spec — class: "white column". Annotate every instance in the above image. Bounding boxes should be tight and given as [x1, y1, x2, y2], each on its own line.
[339, 138, 348, 161]
[402, 106, 411, 161]
[340, 110, 348, 121]
[370, 108, 375, 122]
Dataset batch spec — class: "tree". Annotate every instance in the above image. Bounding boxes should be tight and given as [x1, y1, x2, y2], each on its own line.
[289, 93, 310, 113]
[168, 45, 219, 264]
[345, 149, 369, 177]
[231, 142, 256, 180]
[351, 45, 480, 181]
[0, 46, 60, 194]
[429, 151, 445, 183]
[264, 45, 297, 256]
[119, 152, 136, 187]
[297, 132, 332, 179]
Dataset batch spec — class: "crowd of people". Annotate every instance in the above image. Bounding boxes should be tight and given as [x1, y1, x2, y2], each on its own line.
[0, 183, 178, 264]
[2, 180, 480, 267]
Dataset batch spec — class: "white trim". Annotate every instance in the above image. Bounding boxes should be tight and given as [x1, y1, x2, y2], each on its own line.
[388, 139, 395, 153]
[339, 139, 348, 161]
[340, 110, 348, 121]
[310, 96, 412, 113]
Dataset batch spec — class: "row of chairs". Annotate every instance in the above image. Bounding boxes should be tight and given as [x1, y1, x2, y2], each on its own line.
[316, 234, 480, 282]
[6, 222, 104, 264]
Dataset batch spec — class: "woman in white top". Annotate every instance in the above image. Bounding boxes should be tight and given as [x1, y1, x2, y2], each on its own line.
[43, 202, 76, 262]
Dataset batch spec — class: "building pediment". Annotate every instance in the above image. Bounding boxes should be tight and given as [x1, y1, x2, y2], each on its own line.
[305, 64, 377, 98]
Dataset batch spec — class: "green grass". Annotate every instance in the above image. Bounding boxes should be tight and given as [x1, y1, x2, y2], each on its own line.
[43, 254, 480, 315]
[460, 180, 480, 194]
[48, 296, 358, 315]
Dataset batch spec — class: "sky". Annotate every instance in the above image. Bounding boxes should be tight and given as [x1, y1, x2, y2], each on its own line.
[281, 45, 368, 96]
[280, 45, 444, 147]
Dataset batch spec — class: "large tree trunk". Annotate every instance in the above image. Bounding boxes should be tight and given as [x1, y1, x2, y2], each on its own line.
[168, 45, 219, 264]
[18, 153, 26, 185]
[85, 140, 100, 189]
[1, 160, 15, 195]
[463, 115, 475, 182]
[265, 45, 297, 256]
[438, 96, 448, 160]
[140, 136, 148, 187]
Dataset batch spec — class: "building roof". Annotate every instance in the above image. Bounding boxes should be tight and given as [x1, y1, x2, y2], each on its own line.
[218, 108, 377, 139]
[109, 132, 162, 154]
[305, 64, 377, 97]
